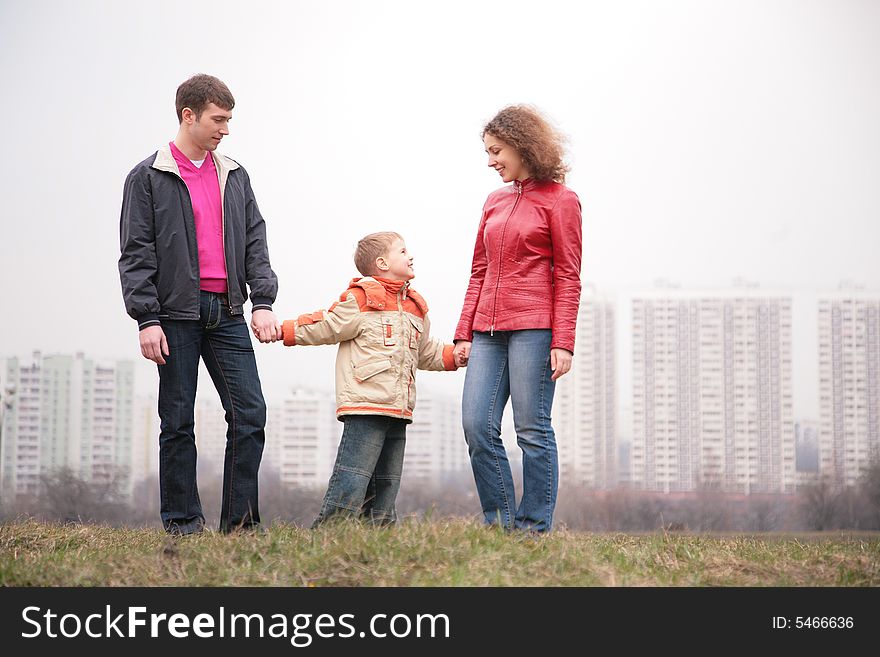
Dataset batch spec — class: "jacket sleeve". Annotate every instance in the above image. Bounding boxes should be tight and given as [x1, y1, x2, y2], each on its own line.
[417, 313, 458, 371]
[548, 188, 583, 353]
[281, 293, 362, 347]
[454, 205, 489, 342]
[118, 167, 162, 330]
[241, 167, 279, 311]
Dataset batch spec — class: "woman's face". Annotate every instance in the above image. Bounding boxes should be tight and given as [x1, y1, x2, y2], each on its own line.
[484, 133, 530, 183]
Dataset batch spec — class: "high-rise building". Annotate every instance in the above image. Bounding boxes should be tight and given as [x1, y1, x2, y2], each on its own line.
[267, 388, 340, 488]
[554, 291, 617, 488]
[794, 419, 819, 473]
[193, 389, 340, 489]
[818, 294, 880, 487]
[794, 418, 820, 489]
[1, 354, 43, 495]
[631, 288, 794, 494]
[194, 398, 230, 471]
[130, 395, 159, 490]
[404, 389, 467, 483]
[1, 352, 134, 497]
[193, 386, 469, 489]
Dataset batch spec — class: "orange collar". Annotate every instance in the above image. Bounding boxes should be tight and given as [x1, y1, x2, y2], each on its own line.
[348, 276, 428, 314]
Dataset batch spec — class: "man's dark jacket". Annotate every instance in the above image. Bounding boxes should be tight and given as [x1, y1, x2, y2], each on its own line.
[119, 145, 278, 330]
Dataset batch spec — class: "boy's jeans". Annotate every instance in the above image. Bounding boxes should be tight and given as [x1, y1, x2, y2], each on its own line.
[313, 415, 407, 526]
[462, 329, 558, 532]
[157, 290, 267, 534]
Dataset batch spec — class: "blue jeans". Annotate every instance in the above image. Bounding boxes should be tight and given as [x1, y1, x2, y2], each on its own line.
[157, 290, 266, 534]
[313, 415, 407, 527]
[462, 329, 558, 532]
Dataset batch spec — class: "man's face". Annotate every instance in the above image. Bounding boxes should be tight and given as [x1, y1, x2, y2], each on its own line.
[185, 102, 232, 152]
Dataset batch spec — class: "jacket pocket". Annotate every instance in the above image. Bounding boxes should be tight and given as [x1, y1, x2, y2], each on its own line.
[352, 357, 393, 383]
[381, 316, 396, 346]
[408, 315, 423, 350]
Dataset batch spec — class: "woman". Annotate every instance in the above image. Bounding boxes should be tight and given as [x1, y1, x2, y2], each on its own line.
[453, 105, 582, 533]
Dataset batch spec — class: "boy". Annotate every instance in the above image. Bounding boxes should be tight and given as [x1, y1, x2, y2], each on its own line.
[281, 232, 459, 525]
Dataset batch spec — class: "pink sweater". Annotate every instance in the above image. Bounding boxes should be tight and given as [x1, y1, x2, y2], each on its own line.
[170, 142, 227, 293]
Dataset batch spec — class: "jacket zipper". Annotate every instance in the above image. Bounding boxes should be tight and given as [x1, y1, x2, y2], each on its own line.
[397, 285, 408, 414]
[215, 153, 233, 314]
[490, 180, 523, 335]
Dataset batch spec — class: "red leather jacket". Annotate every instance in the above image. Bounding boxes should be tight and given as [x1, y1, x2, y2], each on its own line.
[455, 179, 582, 353]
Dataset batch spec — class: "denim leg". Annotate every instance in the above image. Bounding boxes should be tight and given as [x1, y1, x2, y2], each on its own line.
[509, 330, 557, 532]
[362, 475, 378, 520]
[157, 319, 205, 535]
[313, 416, 388, 526]
[201, 301, 266, 533]
[361, 418, 407, 525]
[462, 331, 515, 529]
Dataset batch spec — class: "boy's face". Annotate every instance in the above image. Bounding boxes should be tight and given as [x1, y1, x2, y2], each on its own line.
[377, 238, 414, 281]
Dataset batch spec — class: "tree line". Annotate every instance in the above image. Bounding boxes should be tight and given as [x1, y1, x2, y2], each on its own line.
[2, 459, 879, 532]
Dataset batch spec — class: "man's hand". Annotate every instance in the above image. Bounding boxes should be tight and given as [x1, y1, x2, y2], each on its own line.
[453, 341, 472, 368]
[550, 348, 573, 381]
[251, 309, 282, 343]
[139, 325, 169, 365]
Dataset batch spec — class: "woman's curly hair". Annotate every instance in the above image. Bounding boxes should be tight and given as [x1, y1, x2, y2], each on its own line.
[483, 105, 569, 184]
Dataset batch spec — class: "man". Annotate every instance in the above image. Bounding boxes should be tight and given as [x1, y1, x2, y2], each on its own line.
[119, 74, 281, 534]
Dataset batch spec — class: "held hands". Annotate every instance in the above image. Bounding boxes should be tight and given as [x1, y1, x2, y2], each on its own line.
[251, 309, 283, 344]
[139, 325, 169, 365]
[453, 341, 471, 368]
[550, 348, 572, 381]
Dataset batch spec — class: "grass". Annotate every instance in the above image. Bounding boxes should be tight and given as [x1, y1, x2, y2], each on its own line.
[1, 518, 878, 586]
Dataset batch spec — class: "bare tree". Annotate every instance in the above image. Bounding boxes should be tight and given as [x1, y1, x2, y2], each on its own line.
[34, 467, 129, 524]
[687, 480, 732, 531]
[859, 455, 880, 529]
[397, 472, 477, 520]
[798, 475, 839, 531]
[745, 496, 783, 532]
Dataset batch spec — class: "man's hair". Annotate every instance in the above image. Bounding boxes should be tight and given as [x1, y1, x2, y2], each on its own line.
[175, 74, 235, 122]
[354, 232, 403, 277]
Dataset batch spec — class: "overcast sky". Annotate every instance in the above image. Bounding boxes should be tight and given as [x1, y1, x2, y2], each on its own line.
[1, 0, 878, 422]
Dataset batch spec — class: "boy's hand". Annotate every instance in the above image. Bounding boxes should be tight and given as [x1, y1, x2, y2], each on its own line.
[251, 309, 282, 343]
[453, 341, 471, 367]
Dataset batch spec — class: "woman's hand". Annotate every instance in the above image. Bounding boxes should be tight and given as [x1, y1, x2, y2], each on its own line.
[453, 341, 472, 367]
[550, 348, 572, 381]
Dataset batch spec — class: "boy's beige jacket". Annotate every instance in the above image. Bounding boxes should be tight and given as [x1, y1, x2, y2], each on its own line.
[281, 277, 457, 422]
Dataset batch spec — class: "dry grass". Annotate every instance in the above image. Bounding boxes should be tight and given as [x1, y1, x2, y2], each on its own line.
[1, 518, 877, 586]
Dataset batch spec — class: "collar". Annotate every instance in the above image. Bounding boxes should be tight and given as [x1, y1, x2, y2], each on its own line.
[348, 276, 428, 314]
[169, 141, 214, 173]
[514, 178, 538, 193]
[373, 276, 408, 296]
[152, 143, 240, 177]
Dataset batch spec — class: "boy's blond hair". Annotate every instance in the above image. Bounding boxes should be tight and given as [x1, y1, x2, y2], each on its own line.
[354, 231, 403, 277]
